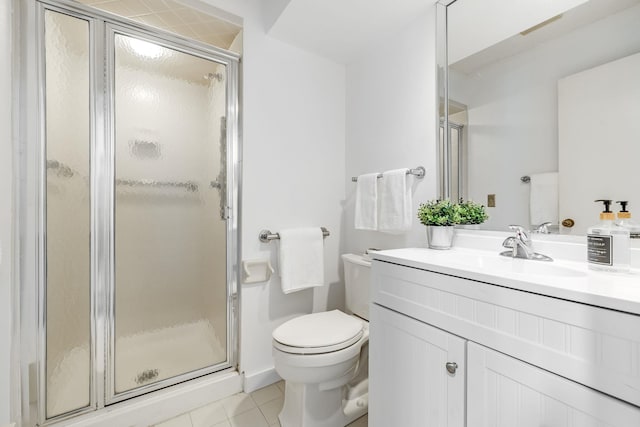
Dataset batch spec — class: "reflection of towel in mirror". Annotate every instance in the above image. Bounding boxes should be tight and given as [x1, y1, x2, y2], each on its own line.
[379, 169, 413, 233]
[529, 172, 558, 226]
[278, 228, 324, 294]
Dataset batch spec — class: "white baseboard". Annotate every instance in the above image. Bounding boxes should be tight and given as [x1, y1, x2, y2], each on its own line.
[60, 371, 242, 427]
[243, 367, 281, 393]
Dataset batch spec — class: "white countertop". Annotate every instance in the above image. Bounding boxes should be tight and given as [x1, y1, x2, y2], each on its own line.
[372, 247, 640, 315]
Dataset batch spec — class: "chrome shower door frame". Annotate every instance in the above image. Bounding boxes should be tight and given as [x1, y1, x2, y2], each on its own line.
[34, 2, 99, 423]
[21, 0, 241, 424]
[103, 22, 241, 406]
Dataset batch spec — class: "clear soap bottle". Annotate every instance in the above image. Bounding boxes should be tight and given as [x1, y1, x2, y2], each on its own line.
[587, 199, 630, 272]
[615, 201, 640, 239]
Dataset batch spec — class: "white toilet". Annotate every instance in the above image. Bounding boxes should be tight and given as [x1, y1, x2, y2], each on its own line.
[272, 253, 371, 427]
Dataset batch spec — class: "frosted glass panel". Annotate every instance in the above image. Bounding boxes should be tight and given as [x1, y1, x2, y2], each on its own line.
[44, 10, 91, 418]
[113, 34, 228, 394]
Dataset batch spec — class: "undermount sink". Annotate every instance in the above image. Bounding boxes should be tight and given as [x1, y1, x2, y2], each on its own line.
[441, 249, 587, 278]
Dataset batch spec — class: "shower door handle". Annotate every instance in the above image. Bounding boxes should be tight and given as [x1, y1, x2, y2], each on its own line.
[215, 116, 227, 220]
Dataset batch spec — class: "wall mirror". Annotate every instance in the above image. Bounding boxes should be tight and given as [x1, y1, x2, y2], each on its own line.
[437, 0, 640, 237]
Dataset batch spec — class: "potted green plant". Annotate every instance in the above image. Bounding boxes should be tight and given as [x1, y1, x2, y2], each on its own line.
[456, 199, 489, 229]
[418, 199, 489, 249]
[417, 199, 461, 249]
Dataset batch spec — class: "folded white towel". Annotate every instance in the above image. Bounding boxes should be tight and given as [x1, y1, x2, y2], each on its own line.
[278, 228, 325, 294]
[529, 172, 558, 226]
[355, 173, 380, 230]
[378, 169, 413, 233]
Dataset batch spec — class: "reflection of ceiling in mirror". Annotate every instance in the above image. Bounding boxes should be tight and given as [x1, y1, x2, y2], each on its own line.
[451, 0, 640, 74]
[74, 0, 242, 52]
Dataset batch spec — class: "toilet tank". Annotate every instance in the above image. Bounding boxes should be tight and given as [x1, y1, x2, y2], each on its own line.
[342, 253, 372, 321]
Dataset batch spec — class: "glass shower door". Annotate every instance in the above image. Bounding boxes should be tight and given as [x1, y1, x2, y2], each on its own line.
[111, 32, 230, 398]
[43, 8, 92, 419]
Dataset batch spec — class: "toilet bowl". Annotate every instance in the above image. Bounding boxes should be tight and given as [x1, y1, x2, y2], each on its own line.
[272, 254, 371, 427]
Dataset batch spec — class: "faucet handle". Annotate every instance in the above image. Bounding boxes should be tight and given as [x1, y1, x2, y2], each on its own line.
[508, 224, 531, 241]
[508, 224, 528, 233]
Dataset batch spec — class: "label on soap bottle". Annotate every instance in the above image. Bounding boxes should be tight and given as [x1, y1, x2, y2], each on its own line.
[587, 234, 612, 265]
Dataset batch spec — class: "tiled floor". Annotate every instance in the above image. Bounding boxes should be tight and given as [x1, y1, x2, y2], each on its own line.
[154, 380, 368, 427]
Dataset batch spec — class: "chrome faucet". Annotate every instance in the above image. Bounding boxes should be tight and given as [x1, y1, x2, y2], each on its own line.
[532, 222, 552, 234]
[501, 225, 553, 261]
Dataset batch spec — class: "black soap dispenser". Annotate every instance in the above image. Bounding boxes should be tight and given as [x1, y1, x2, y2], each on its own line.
[587, 199, 630, 272]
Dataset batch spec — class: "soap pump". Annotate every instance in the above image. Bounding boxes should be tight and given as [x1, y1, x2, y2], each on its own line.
[587, 199, 630, 272]
[615, 201, 640, 239]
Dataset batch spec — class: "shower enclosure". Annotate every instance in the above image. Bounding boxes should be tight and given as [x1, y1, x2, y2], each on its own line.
[20, 1, 239, 424]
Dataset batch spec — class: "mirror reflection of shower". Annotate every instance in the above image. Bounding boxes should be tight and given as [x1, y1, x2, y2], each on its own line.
[439, 122, 465, 202]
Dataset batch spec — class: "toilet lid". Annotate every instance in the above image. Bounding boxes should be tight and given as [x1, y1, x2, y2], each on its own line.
[273, 310, 364, 353]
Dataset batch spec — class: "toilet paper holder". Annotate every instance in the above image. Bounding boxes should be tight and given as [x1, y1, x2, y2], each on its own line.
[242, 259, 275, 284]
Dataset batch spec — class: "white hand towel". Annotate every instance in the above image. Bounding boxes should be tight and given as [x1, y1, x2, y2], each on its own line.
[355, 173, 379, 230]
[278, 227, 325, 294]
[529, 172, 559, 226]
[379, 169, 413, 233]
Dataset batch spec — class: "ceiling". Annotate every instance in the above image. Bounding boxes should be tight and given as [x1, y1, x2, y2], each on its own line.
[264, 0, 436, 64]
[76, 0, 242, 50]
[76, 0, 436, 64]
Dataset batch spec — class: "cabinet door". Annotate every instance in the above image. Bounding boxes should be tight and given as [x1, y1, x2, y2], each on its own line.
[370, 304, 466, 427]
[467, 342, 640, 427]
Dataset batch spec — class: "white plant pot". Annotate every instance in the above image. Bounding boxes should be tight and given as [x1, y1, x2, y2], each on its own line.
[426, 226, 456, 250]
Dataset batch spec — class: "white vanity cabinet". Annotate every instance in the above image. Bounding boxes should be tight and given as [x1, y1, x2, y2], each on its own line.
[369, 257, 640, 427]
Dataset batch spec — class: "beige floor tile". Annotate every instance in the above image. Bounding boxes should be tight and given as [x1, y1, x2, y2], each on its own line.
[347, 414, 368, 426]
[155, 413, 193, 427]
[250, 384, 282, 406]
[275, 380, 285, 394]
[189, 400, 227, 427]
[258, 396, 284, 425]
[228, 407, 269, 427]
[220, 392, 257, 418]
[269, 421, 281, 427]
[211, 421, 231, 427]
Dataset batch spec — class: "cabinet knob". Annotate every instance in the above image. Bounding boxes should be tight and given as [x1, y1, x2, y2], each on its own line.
[445, 362, 458, 375]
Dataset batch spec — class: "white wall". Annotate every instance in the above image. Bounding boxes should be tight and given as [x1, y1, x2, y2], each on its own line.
[202, 0, 347, 389]
[344, 7, 438, 254]
[0, 0, 13, 424]
[558, 52, 640, 234]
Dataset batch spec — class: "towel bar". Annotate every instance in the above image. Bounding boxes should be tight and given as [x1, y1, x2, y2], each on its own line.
[351, 166, 426, 182]
[259, 227, 330, 243]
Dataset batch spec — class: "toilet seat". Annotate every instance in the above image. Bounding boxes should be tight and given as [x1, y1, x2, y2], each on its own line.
[273, 310, 364, 355]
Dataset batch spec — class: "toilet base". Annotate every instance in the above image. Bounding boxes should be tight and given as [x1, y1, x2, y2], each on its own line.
[278, 379, 368, 427]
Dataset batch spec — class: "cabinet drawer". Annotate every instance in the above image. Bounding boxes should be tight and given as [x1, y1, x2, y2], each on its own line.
[372, 260, 640, 407]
